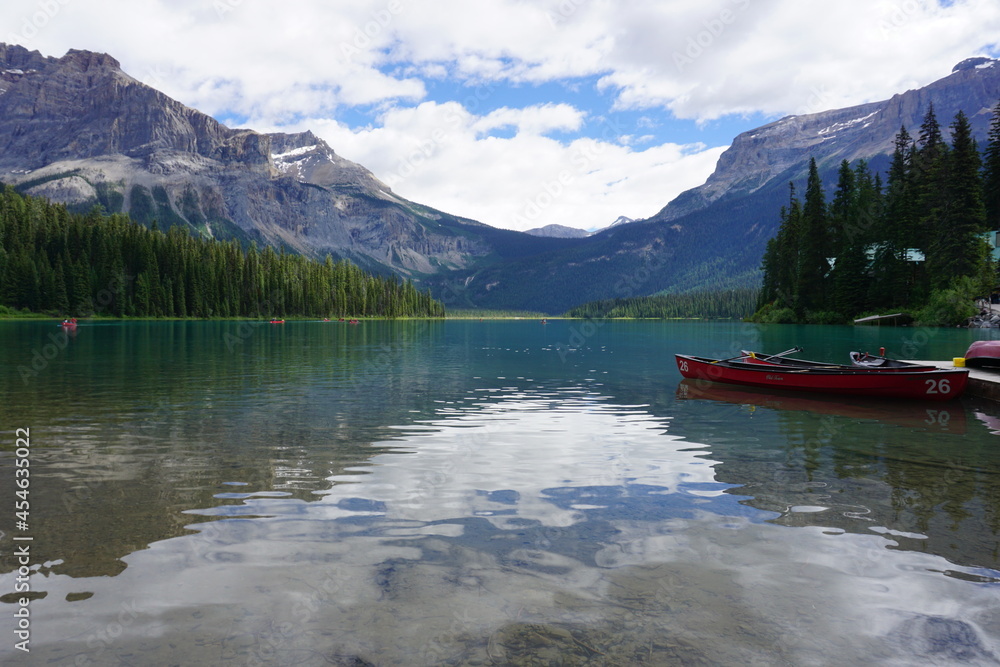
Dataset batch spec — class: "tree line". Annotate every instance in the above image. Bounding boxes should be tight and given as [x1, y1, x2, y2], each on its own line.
[564, 288, 759, 319]
[0, 186, 445, 318]
[754, 101, 1000, 325]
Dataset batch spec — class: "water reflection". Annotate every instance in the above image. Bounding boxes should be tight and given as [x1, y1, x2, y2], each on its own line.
[677, 378, 1000, 575]
[3, 320, 1000, 665]
[677, 378, 969, 433]
[4, 384, 1000, 666]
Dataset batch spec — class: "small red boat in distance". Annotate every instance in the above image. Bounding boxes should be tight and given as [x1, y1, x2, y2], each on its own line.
[675, 353, 968, 401]
[60, 317, 77, 328]
[269, 319, 284, 324]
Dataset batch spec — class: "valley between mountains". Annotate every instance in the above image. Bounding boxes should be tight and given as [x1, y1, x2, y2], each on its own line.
[3, 44, 1000, 314]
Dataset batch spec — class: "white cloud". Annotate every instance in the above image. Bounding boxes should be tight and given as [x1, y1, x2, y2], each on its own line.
[276, 102, 725, 232]
[598, 0, 1000, 119]
[8, 0, 1000, 119]
[474, 103, 585, 137]
[2, 0, 999, 230]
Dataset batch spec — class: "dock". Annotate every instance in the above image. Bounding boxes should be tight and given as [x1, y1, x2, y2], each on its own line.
[907, 360, 1000, 401]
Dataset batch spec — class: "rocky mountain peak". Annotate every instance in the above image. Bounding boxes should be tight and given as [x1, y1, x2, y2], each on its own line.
[523, 223, 590, 238]
[657, 58, 1000, 222]
[0, 43, 273, 171]
[269, 130, 325, 156]
[267, 129, 391, 192]
[0, 43, 508, 277]
[953, 56, 997, 73]
[60, 48, 122, 73]
[0, 43, 48, 71]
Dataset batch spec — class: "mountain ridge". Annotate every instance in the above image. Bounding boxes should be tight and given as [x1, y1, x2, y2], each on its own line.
[0, 43, 576, 281]
[523, 224, 592, 239]
[656, 57, 1000, 223]
[429, 57, 1000, 312]
[524, 216, 635, 239]
[3, 43, 1000, 313]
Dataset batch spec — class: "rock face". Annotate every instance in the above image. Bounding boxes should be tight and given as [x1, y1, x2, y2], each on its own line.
[0, 44, 512, 276]
[0, 46, 271, 171]
[523, 224, 591, 239]
[657, 58, 1000, 222]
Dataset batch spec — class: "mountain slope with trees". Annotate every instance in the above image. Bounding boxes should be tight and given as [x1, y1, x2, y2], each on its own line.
[0, 43, 582, 283]
[564, 288, 758, 319]
[753, 103, 998, 325]
[430, 59, 1000, 313]
[0, 186, 444, 319]
[4, 44, 1000, 314]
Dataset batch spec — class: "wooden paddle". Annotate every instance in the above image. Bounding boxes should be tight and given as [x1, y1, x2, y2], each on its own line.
[712, 346, 801, 364]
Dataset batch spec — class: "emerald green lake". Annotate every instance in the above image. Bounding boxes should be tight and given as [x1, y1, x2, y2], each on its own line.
[2, 319, 1000, 665]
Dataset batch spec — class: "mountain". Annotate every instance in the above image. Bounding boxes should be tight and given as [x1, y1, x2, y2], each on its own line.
[524, 216, 636, 238]
[0, 44, 577, 278]
[604, 215, 636, 230]
[523, 223, 591, 238]
[429, 57, 1000, 313]
[5, 44, 1000, 314]
[657, 57, 1000, 224]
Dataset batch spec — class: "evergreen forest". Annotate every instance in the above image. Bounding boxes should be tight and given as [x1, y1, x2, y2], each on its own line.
[564, 288, 758, 319]
[753, 102, 1000, 325]
[0, 186, 445, 319]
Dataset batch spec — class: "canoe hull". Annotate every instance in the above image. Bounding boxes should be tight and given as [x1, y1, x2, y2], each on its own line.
[965, 340, 1000, 368]
[675, 354, 967, 401]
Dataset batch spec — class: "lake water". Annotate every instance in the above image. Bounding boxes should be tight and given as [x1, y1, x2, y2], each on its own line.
[1, 319, 1000, 665]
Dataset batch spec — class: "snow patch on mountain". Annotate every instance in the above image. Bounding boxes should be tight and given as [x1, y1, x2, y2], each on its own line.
[817, 111, 879, 137]
[272, 144, 317, 161]
[272, 145, 321, 174]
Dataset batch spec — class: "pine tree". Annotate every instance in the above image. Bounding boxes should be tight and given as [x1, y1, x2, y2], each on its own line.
[871, 126, 915, 308]
[926, 110, 989, 290]
[757, 182, 802, 311]
[847, 161, 878, 311]
[983, 100, 1000, 232]
[828, 160, 857, 255]
[796, 158, 829, 313]
[52, 263, 70, 314]
[758, 236, 780, 310]
[828, 160, 875, 315]
[913, 103, 950, 257]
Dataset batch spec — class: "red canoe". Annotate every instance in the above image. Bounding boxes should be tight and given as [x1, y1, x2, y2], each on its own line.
[675, 354, 968, 401]
[965, 340, 1000, 368]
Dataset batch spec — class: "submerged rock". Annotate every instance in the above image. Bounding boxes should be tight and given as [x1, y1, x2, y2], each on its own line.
[892, 615, 997, 663]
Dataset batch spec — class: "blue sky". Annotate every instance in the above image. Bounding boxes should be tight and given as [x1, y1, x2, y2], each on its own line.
[396, 74, 774, 147]
[4, 0, 1000, 231]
